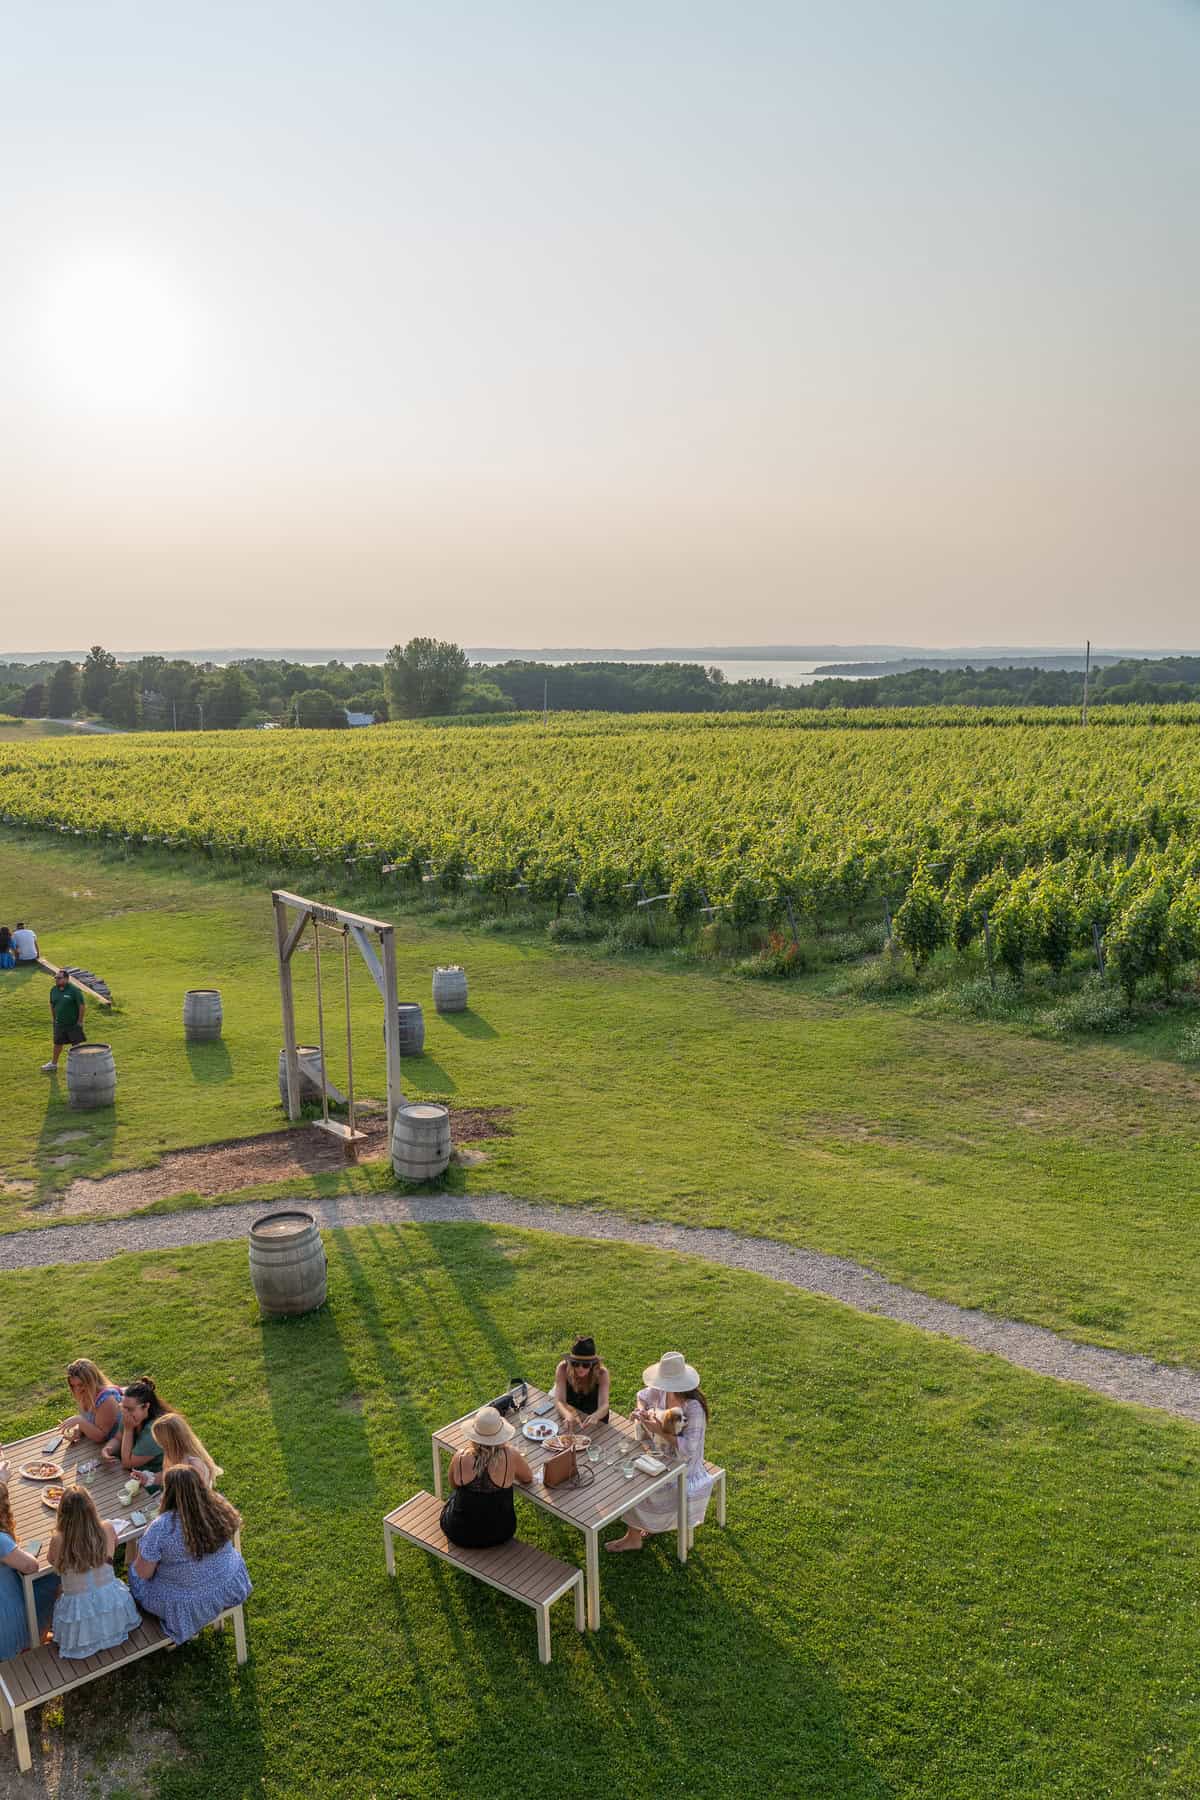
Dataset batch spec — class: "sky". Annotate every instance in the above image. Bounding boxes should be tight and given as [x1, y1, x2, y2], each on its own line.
[1, 1, 1197, 653]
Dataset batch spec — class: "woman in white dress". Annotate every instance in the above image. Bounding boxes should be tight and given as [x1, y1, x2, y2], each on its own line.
[605, 1351, 714, 1553]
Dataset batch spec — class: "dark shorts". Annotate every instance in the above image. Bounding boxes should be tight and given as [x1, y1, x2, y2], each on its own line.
[53, 1024, 86, 1047]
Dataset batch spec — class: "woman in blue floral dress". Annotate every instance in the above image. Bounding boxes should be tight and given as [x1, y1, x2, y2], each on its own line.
[128, 1468, 250, 1643]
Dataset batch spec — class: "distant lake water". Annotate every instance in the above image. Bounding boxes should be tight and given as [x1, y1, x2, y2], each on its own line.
[475, 657, 829, 686]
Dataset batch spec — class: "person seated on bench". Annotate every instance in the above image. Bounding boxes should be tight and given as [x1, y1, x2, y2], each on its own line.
[145, 1413, 224, 1490]
[10, 923, 38, 964]
[61, 1358, 123, 1446]
[439, 1406, 533, 1550]
[48, 1487, 140, 1660]
[0, 925, 13, 969]
[100, 1376, 168, 1475]
[606, 1350, 716, 1554]
[553, 1335, 611, 1430]
[0, 1479, 59, 1657]
[129, 1468, 251, 1644]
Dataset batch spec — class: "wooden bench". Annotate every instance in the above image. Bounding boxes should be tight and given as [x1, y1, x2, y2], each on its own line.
[384, 1492, 584, 1664]
[0, 1606, 247, 1775]
[686, 1461, 728, 1550]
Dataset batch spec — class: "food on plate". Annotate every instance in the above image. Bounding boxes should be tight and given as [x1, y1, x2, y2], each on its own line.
[522, 1419, 556, 1441]
[20, 1461, 65, 1482]
[41, 1484, 69, 1509]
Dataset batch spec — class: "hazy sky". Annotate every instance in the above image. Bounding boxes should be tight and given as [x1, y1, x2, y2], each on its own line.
[2, 1, 1197, 652]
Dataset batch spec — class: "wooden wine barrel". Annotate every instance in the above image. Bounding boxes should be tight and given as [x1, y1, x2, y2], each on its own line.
[183, 988, 223, 1042]
[248, 1209, 327, 1316]
[391, 1103, 451, 1181]
[383, 1003, 425, 1056]
[66, 1043, 116, 1110]
[278, 1047, 326, 1108]
[433, 965, 468, 1013]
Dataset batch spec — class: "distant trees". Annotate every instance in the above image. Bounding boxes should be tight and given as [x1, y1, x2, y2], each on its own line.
[385, 638, 469, 718]
[106, 666, 143, 729]
[206, 667, 257, 730]
[81, 646, 118, 713]
[45, 660, 81, 718]
[292, 688, 347, 729]
[20, 681, 46, 718]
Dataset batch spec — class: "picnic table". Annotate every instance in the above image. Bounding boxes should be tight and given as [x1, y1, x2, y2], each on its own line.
[432, 1386, 689, 1631]
[1, 1428, 160, 1650]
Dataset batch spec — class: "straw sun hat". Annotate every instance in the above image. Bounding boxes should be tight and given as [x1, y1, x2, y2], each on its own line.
[468, 1404, 516, 1447]
[642, 1350, 700, 1392]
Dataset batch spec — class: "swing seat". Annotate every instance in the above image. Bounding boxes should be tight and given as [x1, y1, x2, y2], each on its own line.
[311, 1118, 369, 1145]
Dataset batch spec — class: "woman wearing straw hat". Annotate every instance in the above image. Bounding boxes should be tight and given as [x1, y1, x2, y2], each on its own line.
[439, 1406, 534, 1550]
[606, 1351, 715, 1554]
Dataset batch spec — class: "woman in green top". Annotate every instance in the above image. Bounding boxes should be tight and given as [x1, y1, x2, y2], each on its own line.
[100, 1376, 168, 1474]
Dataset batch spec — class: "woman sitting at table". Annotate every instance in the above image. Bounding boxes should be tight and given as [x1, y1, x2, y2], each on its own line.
[61, 1358, 123, 1446]
[605, 1351, 715, 1554]
[439, 1406, 533, 1550]
[100, 1376, 168, 1475]
[553, 1335, 611, 1430]
[48, 1487, 139, 1659]
[145, 1413, 223, 1490]
[128, 1467, 251, 1644]
[0, 1479, 59, 1657]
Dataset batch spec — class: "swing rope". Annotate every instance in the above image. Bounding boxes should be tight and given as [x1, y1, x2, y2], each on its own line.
[342, 925, 356, 1137]
[312, 917, 330, 1125]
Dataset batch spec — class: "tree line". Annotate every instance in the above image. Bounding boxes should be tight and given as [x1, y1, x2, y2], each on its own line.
[5, 645, 1200, 730]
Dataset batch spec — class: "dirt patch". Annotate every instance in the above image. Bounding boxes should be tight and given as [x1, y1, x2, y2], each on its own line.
[1, 1178, 36, 1196]
[51, 1106, 512, 1219]
[337, 1390, 365, 1413]
[0, 1721, 184, 1800]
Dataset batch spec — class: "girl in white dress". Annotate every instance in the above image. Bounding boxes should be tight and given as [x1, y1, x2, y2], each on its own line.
[606, 1351, 714, 1553]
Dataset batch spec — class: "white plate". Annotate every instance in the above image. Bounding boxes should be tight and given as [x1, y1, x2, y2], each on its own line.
[523, 1419, 556, 1441]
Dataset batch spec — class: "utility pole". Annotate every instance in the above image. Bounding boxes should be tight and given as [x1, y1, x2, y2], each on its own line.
[198, 700, 205, 732]
[1081, 639, 1091, 726]
[172, 698, 177, 731]
[542, 677, 548, 728]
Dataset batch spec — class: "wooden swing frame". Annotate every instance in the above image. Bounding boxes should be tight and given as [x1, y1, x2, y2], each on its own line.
[272, 890, 403, 1147]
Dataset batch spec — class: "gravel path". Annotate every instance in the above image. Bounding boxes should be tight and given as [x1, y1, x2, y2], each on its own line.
[4, 1193, 1199, 1423]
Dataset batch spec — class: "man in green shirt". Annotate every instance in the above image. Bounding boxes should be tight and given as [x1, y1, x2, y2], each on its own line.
[42, 969, 86, 1073]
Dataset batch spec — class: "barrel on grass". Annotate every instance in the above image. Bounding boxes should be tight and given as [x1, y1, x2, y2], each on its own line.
[277, 1046, 327, 1108]
[391, 1102, 451, 1181]
[66, 1043, 116, 1110]
[383, 1002, 425, 1056]
[432, 965, 468, 1013]
[248, 1209, 327, 1317]
[183, 988, 223, 1042]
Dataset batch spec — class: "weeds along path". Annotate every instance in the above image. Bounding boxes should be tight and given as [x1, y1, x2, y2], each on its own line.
[3, 1192, 1200, 1424]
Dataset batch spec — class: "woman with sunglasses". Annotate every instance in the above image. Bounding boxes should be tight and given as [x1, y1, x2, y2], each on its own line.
[553, 1335, 611, 1432]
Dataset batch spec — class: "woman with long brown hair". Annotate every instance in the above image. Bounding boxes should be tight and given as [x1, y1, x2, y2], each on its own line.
[0, 1479, 59, 1657]
[129, 1466, 251, 1642]
[61, 1358, 123, 1445]
[553, 1335, 611, 1429]
[48, 1487, 139, 1658]
[606, 1351, 716, 1554]
[149, 1413, 223, 1489]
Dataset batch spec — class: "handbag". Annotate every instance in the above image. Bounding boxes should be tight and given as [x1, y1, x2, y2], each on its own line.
[543, 1445, 577, 1488]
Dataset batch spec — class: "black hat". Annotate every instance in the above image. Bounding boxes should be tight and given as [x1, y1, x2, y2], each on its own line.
[569, 1335, 598, 1362]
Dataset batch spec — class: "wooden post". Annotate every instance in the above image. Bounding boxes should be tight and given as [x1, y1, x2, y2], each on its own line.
[1092, 920, 1106, 976]
[983, 909, 996, 989]
[882, 896, 893, 942]
[381, 927, 402, 1142]
[275, 894, 302, 1121]
[785, 896, 800, 949]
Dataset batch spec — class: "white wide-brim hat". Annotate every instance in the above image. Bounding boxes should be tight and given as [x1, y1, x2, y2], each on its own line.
[642, 1350, 700, 1393]
[468, 1404, 516, 1446]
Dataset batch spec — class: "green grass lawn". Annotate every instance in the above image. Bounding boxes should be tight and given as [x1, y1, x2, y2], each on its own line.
[1, 1225, 1198, 1798]
[3, 829, 1200, 1366]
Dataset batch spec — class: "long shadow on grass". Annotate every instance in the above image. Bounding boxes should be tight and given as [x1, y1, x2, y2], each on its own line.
[402, 1053, 456, 1094]
[34, 1078, 117, 1194]
[437, 1009, 499, 1040]
[185, 1038, 234, 1083]
[258, 1296, 375, 1509]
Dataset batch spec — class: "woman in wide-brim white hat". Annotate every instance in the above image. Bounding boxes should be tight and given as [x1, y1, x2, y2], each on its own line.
[606, 1352, 715, 1553]
[439, 1406, 533, 1550]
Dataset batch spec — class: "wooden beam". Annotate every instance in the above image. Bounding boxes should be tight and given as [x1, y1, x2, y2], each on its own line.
[348, 924, 387, 1001]
[279, 910, 310, 965]
[381, 928, 403, 1142]
[36, 959, 112, 1008]
[272, 890, 394, 936]
[274, 895, 301, 1121]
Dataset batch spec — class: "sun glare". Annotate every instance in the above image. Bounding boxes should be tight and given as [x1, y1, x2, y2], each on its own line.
[36, 248, 206, 421]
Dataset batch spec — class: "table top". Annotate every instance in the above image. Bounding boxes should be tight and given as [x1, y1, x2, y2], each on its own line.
[2, 1429, 160, 1575]
[433, 1386, 681, 1533]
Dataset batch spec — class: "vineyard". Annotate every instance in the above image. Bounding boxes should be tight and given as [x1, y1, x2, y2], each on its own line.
[4, 708, 1200, 996]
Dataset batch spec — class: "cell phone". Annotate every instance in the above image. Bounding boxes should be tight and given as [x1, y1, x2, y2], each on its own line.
[24, 1540, 41, 1557]
[530, 1397, 556, 1417]
[42, 1438, 62, 1455]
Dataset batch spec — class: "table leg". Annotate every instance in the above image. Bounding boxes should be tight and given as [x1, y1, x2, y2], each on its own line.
[585, 1529, 600, 1630]
[431, 1438, 443, 1500]
[676, 1466, 688, 1564]
[22, 1572, 38, 1650]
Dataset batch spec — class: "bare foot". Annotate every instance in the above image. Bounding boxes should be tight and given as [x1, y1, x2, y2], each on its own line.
[605, 1531, 645, 1553]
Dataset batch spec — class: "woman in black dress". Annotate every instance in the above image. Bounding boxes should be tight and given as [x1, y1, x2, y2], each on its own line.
[439, 1407, 533, 1550]
[553, 1335, 611, 1431]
